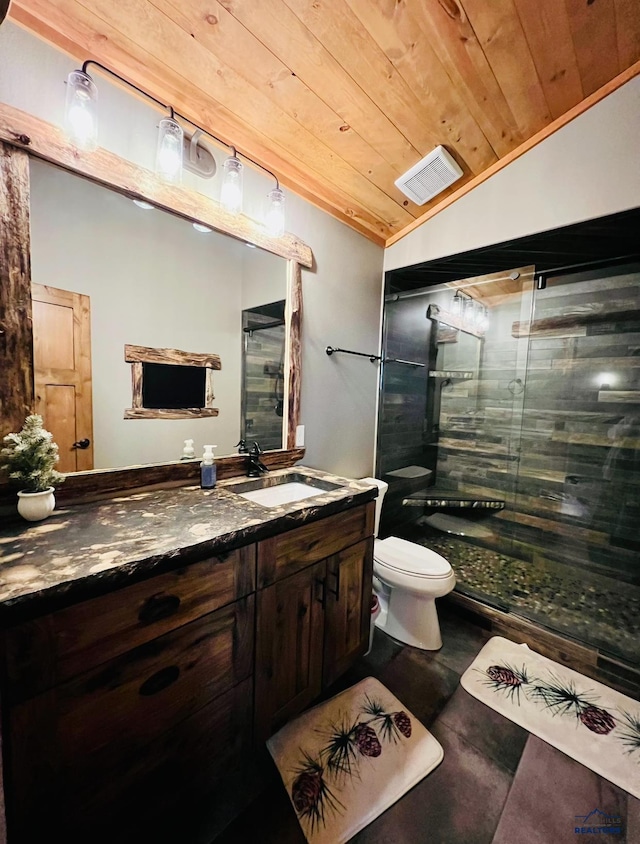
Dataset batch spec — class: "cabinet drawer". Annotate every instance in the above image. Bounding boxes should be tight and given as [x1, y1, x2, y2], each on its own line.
[9, 594, 255, 809]
[4, 543, 255, 701]
[11, 676, 254, 843]
[257, 501, 374, 587]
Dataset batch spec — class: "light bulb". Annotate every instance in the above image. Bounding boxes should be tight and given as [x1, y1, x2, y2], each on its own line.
[221, 155, 243, 215]
[64, 70, 98, 151]
[462, 296, 476, 328]
[265, 187, 285, 237]
[451, 292, 463, 318]
[155, 117, 183, 184]
[476, 306, 490, 333]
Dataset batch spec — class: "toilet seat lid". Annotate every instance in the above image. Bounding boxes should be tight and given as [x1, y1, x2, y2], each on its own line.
[374, 537, 452, 578]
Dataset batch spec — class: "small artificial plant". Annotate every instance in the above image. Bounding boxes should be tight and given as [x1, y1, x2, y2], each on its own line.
[1, 415, 64, 493]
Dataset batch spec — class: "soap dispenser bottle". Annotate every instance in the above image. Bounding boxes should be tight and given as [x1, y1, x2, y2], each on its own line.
[181, 439, 195, 460]
[200, 445, 217, 489]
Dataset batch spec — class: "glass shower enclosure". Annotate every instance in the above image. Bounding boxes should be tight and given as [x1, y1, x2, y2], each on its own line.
[377, 261, 640, 668]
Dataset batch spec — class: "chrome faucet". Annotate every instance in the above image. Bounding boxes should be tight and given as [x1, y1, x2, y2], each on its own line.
[247, 441, 269, 477]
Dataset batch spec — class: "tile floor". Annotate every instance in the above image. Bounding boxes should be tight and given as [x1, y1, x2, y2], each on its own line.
[216, 607, 640, 844]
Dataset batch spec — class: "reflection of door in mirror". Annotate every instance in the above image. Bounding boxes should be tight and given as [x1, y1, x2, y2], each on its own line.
[241, 301, 285, 450]
[31, 284, 94, 472]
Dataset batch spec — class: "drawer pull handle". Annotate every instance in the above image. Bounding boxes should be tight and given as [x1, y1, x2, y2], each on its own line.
[139, 666, 180, 696]
[315, 577, 326, 608]
[138, 593, 181, 625]
[328, 566, 341, 600]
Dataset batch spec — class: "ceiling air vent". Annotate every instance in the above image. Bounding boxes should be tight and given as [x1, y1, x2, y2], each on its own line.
[395, 146, 463, 205]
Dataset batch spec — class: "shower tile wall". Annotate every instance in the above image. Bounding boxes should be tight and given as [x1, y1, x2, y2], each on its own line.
[377, 297, 431, 478]
[377, 293, 434, 531]
[435, 269, 534, 516]
[378, 270, 535, 533]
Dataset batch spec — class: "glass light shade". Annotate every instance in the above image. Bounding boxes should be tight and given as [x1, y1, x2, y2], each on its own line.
[64, 70, 98, 151]
[476, 305, 490, 333]
[463, 296, 477, 327]
[156, 117, 183, 184]
[265, 187, 285, 237]
[221, 155, 243, 214]
[450, 292, 463, 319]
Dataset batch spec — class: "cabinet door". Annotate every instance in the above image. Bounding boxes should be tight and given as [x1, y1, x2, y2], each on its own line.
[9, 597, 254, 840]
[10, 676, 254, 844]
[323, 537, 374, 688]
[255, 560, 326, 741]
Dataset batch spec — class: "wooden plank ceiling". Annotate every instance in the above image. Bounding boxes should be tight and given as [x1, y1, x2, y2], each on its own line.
[8, 0, 640, 246]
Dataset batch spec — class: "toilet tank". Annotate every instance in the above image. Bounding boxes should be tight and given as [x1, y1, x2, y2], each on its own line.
[361, 477, 388, 538]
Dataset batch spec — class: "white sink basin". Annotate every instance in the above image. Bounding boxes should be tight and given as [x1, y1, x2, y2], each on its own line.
[237, 482, 328, 507]
[226, 471, 343, 508]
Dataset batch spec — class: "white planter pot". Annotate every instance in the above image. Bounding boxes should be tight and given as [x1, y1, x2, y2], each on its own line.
[17, 487, 56, 522]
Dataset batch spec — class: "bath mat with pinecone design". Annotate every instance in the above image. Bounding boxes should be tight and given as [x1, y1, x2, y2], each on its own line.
[266, 677, 443, 844]
[461, 636, 640, 798]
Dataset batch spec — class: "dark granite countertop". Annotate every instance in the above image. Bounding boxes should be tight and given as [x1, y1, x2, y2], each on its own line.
[0, 467, 377, 623]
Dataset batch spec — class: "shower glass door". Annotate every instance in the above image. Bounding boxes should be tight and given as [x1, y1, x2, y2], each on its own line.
[510, 261, 640, 665]
[377, 267, 535, 611]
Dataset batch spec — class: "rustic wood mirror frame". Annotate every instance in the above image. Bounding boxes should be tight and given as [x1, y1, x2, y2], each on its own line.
[0, 102, 311, 500]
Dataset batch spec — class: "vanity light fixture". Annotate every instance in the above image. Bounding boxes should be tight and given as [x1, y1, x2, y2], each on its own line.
[448, 289, 489, 334]
[64, 69, 98, 151]
[183, 129, 216, 179]
[475, 303, 490, 333]
[450, 291, 464, 319]
[155, 111, 183, 184]
[220, 149, 243, 215]
[265, 185, 285, 237]
[63, 60, 286, 234]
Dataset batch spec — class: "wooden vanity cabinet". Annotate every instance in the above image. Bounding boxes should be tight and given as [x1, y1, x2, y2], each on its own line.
[1, 545, 256, 843]
[254, 502, 375, 741]
[0, 498, 375, 841]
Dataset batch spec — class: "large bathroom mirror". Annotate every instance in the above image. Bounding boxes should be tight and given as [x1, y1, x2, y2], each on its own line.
[0, 104, 313, 506]
[27, 159, 290, 472]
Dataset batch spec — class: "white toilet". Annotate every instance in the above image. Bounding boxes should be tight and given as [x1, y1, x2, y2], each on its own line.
[363, 478, 456, 650]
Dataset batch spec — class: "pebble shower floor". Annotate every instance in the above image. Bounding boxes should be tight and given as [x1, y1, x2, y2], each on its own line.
[401, 526, 640, 669]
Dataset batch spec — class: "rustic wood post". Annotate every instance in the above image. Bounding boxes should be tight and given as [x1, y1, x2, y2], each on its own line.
[285, 261, 302, 450]
[0, 142, 33, 442]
